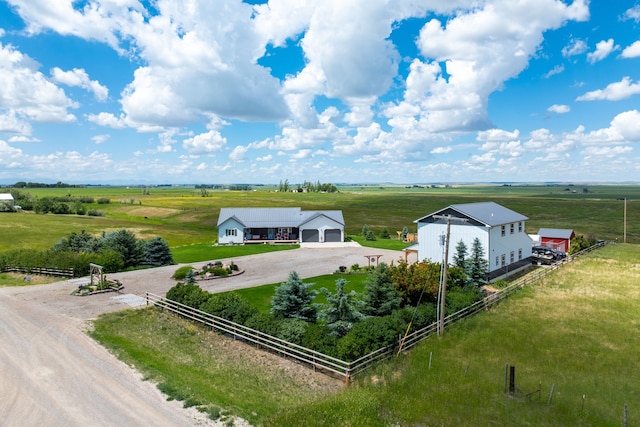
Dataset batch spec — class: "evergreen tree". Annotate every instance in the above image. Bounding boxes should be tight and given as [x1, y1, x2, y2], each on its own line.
[361, 224, 370, 238]
[52, 230, 101, 253]
[142, 237, 174, 266]
[468, 237, 488, 285]
[270, 271, 318, 322]
[319, 278, 365, 336]
[101, 229, 143, 268]
[453, 239, 468, 269]
[401, 226, 409, 241]
[361, 263, 402, 316]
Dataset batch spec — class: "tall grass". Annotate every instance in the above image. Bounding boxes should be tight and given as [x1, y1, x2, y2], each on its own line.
[267, 243, 640, 426]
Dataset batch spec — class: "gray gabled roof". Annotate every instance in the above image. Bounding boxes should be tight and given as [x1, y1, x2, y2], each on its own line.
[414, 201, 528, 227]
[217, 207, 344, 228]
[299, 210, 344, 226]
[0, 193, 14, 201]
[538, 228, 575, 239]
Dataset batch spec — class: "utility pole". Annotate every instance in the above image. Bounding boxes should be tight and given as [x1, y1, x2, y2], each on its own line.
[618, 197, 627, 243]
[624, 197, 627, 243]
[434, 214, 468, 336]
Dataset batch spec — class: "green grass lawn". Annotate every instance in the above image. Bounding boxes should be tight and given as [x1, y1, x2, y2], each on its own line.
[233, 272, 371, 313]
[171, 242, 299, 264]
[91, 243, 640, 426]
[0, 272, 62, 287]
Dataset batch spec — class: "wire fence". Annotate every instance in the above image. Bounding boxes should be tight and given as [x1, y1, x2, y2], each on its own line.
[146, 241, 610, 383]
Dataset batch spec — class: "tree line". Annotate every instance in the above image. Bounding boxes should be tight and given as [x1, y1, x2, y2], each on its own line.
[0, 229, 173, 276]
[277, 179, 338, 193]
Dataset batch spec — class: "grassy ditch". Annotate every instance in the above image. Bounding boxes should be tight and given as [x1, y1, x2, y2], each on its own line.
[0, 272, 62, 287]
[90, 308, 343, 425]
[92, 243, 640, 426]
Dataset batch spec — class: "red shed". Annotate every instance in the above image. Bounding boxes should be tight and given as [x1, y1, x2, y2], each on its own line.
[538, 228, 575, 253]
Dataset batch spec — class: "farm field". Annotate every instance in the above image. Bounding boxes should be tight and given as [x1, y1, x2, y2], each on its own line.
[92, 243, 640, 426]
[1, 184, 638, 254]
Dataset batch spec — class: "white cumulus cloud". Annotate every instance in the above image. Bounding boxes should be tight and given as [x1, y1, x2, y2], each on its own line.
[586, 39, 619, 63]
[621, 40, 640, 58]
[547, 104, 570, 114]
[182, 130, 227, 154]
[576, 77, 640, 101]
[50, 67, 108, 101]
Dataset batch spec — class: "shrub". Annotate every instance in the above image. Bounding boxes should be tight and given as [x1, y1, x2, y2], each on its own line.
[87, 209, 105, 216]
[301, 323, 339, 356]
[202, 267, 228, 277]
[337, 315, 406, 361]
[97, 249, 125, 273]
[391, 303, 437, 331]
[73, 201, 86, 215]
[244, 313, 281, 336]
[166, 282, 208, 308]
[445, 285, 483, 315]
[277, 318, 308, 344]
[172, 266, 194, 280]
[97, 198, 111, 204]
[199, 293, 258, 324]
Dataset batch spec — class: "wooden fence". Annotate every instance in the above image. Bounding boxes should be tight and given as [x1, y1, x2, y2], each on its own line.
[146, 241, 609, 383]
[1, 266, 75, 277]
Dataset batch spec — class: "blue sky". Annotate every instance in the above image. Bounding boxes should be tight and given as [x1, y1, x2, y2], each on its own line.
[0, 0, 639, 185]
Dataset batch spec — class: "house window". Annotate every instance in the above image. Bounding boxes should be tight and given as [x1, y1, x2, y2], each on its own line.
[501, 254, 506, 266]
[226, 229, 237, 237]
[510, 223, 514, 234]
[518, 248, 523, 260]
[501, 225, 506, 236]
[495, 256, 499, 266]
[510, 251, 515, 264]
[518, 222, 523, 232]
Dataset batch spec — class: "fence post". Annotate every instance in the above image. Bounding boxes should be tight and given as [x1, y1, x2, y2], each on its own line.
[509, 365, 516, 395]
[547, 383, 555, 404]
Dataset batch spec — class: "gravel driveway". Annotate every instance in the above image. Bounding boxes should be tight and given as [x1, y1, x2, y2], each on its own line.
[0, 244, 403, 426]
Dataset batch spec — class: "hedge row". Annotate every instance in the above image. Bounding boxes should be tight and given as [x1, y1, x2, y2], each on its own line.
[165, 282, 482, 361]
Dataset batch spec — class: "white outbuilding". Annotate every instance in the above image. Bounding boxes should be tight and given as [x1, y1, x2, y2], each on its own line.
[414, 201, 533, 281]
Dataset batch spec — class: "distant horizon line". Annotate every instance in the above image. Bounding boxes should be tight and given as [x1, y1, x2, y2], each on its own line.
[2, 181, 640, 187]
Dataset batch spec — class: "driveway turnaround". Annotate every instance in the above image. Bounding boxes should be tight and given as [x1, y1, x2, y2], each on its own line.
[0, 244, 403, 426]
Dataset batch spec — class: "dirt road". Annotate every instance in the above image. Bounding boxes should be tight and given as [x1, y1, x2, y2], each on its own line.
[0, 244, 403, 426]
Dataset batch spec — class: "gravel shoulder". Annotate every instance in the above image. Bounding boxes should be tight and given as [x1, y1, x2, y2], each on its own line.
[0, 244, 404, 426]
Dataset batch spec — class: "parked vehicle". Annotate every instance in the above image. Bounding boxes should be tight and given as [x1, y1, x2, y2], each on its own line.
[532, 245, 566, 265]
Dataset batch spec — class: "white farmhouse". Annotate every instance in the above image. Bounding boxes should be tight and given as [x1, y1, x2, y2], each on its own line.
[414, 202, 533, 280]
